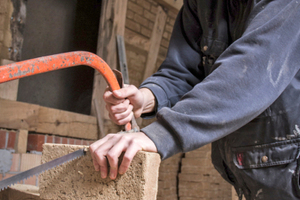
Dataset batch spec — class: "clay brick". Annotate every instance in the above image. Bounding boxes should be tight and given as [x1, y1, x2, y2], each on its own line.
[136, 0, 151, 10]
[46, 135, 54, 143]
[144, 9, 156, 22]
[7, 131, 16, 149]
[39, 144, 161, 200]
[75, 139, 82, 145]
[68, 138, 75, 145]
[54, 136, 62, 144]
[24, 175, 37, 186]
[141, 27, 152, 38]
[150, 5, 158, 14]
[134, 14, 149, 27]
[61, 137, 68, 144]
[20, 153, 42, 171]
[81, 140, 88, 145]
[126, 18, 141, 33]
[168, 18, 176, 26]
[127, 1, 143, 15]
[127, 9, 134, 19]
[27, 134, 45, 152]
[10, 153, 20, 172]
[0, 130, 6, 149]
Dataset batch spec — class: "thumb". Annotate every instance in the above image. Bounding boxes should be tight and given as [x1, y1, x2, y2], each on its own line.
[112, 90, 123, 98]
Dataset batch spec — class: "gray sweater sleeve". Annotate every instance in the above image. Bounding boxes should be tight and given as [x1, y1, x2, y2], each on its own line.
[141, 0, 300, 160]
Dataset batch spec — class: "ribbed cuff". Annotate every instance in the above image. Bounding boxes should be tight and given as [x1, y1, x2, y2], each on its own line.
[141, 119, 181, 160]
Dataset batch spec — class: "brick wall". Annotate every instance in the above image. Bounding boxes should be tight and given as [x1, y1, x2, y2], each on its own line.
[125, 0, 177, 87]
[124, 1, 233, 200]
[124, 1, 181, 199]
[0, 129, 94, 188]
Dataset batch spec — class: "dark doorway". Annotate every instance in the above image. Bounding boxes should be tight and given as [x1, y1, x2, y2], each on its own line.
[17, 0, 101, 115]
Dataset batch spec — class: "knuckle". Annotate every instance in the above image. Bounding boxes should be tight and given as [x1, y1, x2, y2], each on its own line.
[89, 144, 96, 152]
[107, 153, 117, 163]
[130, 138, 139, 146]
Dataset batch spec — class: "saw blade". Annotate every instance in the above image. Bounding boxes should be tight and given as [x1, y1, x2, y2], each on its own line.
[0, 148, 86, 191]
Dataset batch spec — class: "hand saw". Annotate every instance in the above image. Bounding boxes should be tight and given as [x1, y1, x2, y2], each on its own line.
[0, 148, 86, 191]
[0, 51, 138, 191]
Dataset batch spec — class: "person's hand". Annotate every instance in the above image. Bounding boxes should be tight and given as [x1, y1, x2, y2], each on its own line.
[89, 132, 157, 179]
[103, 85, 155, 125]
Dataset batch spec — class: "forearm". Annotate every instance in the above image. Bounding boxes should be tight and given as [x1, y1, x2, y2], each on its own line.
[140, 88, 156, 114]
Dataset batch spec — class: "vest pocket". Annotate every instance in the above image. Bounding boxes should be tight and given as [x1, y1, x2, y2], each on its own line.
[231, 139, 300, 199]
[232, 139, 300, 170]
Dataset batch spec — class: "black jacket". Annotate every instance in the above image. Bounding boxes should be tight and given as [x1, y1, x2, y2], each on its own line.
[140, 0, 300, 199]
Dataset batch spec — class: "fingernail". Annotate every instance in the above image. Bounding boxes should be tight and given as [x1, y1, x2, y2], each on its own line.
[114, 91, 121, 96]
[110, 172, 115, 179]
[119, 168, 125, 175]
[101, 171, 106, 179]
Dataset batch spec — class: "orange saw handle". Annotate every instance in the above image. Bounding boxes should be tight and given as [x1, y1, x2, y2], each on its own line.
[0, 51, 132, 131]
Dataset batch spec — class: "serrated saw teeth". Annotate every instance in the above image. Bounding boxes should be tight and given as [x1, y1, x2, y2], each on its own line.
[0, 148, 85, 191]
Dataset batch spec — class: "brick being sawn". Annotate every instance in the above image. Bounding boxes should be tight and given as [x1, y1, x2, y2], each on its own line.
[39, 143, 161, 200]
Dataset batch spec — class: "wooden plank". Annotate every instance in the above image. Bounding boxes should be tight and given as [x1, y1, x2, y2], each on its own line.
[91, 0, 128, 136]
[36, 106, 97, 139]
[14, 129, 28, 153]
[155, 0, 183, 12]
[0, 59, 19, 100]
[0, 98, 98, 140]
[0, 98, 39, 130]
[143, 6, 167, 81]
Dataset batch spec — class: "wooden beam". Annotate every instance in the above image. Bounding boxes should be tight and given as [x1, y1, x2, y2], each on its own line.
[14, 129, 28, 153]
[143, 6, 167, 81]
[91, 0, 128, 136]
[155, 0, 183, 12]
[0, 98, 39, 130]
[36, 106, 97, 139]
[0, 98, 98, 140]
[0, 59, 19, 100]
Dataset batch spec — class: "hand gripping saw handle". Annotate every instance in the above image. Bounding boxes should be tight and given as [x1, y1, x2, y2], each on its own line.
[0, 51, 137, 132]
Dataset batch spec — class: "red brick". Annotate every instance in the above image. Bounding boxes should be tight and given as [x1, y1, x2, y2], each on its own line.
[61, 137, 68, 144]
[10, 153, 21, 172]
[46, 135, 54, 143]
[54, 136, 62, 144]
[7, 131, 16, 149]
[24, 175, 37, 186]
[0, 130, 6, 149]
[27, 134, 45, 152]
[20, 153, 42, 171]
[75, 139, 82, 145]
[69, 138, 75, 145]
